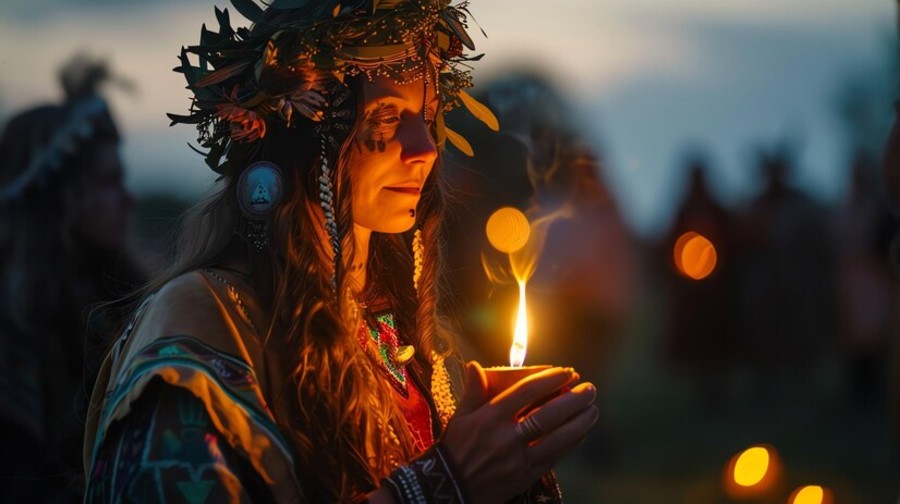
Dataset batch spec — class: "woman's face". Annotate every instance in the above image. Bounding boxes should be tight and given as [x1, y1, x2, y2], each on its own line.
[349, 75, 439, 234]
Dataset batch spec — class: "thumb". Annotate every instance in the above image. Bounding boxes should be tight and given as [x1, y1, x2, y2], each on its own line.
[456, 361, 490, 414]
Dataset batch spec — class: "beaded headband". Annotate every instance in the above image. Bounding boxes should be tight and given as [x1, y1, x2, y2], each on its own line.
[169, 0, 500, 173]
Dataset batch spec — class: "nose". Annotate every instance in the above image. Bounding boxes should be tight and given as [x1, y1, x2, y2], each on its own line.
[399, 117, 438, 167]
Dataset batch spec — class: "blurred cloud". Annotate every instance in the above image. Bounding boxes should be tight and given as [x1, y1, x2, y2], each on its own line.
[0, 0, 893, 233]
[594, 17, 890, 236]
[0, 0, 182, 23]
[475, 0, 702, 97]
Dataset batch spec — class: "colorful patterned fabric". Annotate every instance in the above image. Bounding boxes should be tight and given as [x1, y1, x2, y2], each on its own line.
[84, 271, 441, 502]
[84, 272, 304, 502]
[357, 307, 436, 452]
[85, 335, 303, 502]
[359, 311, 408, 394]
[87, 381, 273, 502]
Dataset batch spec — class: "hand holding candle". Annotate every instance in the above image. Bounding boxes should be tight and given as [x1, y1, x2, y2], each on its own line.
[449, 206, 596, 500]
[482, 207, 586, 410]
[439, 361, 597, 503]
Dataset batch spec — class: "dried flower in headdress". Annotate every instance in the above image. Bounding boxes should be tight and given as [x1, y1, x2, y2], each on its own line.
[216, 103, 267, 142]
[168, 0, 500, 173]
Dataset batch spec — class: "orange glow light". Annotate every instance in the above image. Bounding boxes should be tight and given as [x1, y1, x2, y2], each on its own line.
[734, 446, 769, 486]
[723, 444, 783, 499]
[673, 231, 717, 280]
[486, 207, 531, 254]
[789, 485, 833, 504]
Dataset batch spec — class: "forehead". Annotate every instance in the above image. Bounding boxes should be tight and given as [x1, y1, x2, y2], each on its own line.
[359, 74, 439, 107]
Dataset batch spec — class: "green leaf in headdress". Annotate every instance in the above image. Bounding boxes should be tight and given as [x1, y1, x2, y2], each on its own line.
[231, 0, 264, 24]
[440, 10, 475, 50]
[214, 7, 234, 37]
[195, 61, 250, 88]
[166, 113, 207, 126]
[458, 89, 499, 131]
[445, 126, 473, 157]
[176, 47, 202, 86]
[268, 0, 313, 9]
[373, 0, 405, 11]
[189, 142, 228, 173]
[199, 25, 212, 71]
[434, 110, 447, 149]
[187, 85, 219, 102]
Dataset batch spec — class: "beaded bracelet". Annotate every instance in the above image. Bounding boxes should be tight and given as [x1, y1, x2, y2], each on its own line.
[383, 443, 468, 504]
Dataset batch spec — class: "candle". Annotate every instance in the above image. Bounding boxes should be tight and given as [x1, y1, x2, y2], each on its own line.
[478, 200, 584, 410]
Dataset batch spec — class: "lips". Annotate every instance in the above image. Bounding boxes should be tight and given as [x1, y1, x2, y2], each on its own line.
[384, 186, 421, 195]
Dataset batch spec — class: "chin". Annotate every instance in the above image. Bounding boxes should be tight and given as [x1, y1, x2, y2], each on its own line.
[359, 213, 416, 234]
[381, 218, 416, 234]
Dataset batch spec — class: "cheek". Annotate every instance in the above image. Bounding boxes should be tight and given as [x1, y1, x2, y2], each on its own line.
[356, 117, 393, 153]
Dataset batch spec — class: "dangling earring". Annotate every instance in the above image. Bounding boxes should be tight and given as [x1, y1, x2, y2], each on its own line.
[236, 161, 284, 251]
[315, 82, 354, 293]
[317, 134, 340, 289]
[413, 226, 457, 427]
[412, 228, 424, 293]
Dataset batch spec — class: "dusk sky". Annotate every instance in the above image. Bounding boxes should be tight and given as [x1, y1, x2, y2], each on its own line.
[0, 0, 894, 236]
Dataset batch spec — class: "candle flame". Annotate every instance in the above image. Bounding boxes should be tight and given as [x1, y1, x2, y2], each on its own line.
[483, 204, 574, 368]
[510, 279, 528, 367]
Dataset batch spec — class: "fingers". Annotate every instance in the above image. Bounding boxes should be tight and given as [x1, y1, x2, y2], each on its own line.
[527, 403, 599, 468]
[523, 382, 596, 440]
[490, 367, 577, 418]
[457, 361, 490, 415]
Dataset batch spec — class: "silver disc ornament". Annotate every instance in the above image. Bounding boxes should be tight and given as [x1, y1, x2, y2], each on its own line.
[236, 161, 284, 250]
[237, 161, 284, 219]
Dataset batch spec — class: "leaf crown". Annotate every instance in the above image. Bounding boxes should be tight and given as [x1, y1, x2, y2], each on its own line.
[169, 0, 500, 173]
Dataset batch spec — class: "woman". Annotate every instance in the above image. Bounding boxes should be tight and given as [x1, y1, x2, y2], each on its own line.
[83, 1, 598, 502]
[0, 57, 142, 500]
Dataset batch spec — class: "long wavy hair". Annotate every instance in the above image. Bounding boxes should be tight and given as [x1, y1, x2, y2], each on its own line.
[145, 77, 458, 500]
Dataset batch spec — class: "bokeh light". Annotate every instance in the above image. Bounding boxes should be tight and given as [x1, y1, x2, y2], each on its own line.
[486, 207, 530, 253]
[789, 485, 832, 504]
[723, 444, 782, 499]
[673, 231, 717, 280]
[733, 446, 770, 486]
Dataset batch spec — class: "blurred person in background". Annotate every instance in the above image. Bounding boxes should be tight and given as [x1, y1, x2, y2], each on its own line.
[736, 145, 837, 404]
[0, 56, 145, 500]
[884, 67, 900, 450]
[660, 155, 738, 410]
[835, 152, 895, 410]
